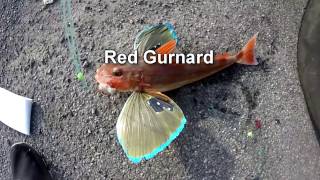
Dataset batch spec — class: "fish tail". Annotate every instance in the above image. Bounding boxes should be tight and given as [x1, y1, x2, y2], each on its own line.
[235, 33, 258, 65]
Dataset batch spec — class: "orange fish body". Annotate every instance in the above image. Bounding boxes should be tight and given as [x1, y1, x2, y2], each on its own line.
[95, 34, 257, 94]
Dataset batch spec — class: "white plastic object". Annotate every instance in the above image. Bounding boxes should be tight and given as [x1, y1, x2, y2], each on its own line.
[0, 87, 32, 135]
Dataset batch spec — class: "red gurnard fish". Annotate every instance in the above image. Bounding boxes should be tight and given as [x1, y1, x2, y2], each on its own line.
[96, 23, 258, 164]
[96, 34, 257, 99]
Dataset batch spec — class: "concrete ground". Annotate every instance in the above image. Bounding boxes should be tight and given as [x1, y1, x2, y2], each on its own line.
[1, 0, 319, 179]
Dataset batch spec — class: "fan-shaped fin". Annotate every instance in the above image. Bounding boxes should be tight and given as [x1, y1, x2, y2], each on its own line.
[134, 23, 178, 56]
[116, 92, 186, 163]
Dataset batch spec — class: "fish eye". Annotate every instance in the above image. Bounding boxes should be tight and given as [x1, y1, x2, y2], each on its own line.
[112, 68, 123, 76]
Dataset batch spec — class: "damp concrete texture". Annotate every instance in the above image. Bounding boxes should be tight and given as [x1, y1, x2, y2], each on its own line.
[1, 0, 320, 179]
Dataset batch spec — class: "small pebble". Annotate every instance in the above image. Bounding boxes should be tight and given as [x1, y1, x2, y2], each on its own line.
[247, 130, 254, 138]
[91, 108, 97, 115]
[99, 128, 104, 133]
[82, 61, 89, 68]
[43, 0, 54, 5]
[6, 139, 12, 146]
[46, 68, 52, 74]
[255, 119, 262, 129]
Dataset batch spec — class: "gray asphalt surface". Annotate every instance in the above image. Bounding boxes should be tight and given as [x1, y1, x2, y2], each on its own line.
[1, 0, 320, 179]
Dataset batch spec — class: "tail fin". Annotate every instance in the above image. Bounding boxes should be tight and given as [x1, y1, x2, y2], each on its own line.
[236, 33, 258, 65]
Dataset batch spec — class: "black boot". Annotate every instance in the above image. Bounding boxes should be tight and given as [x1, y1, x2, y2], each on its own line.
[10, 143, 52, 180]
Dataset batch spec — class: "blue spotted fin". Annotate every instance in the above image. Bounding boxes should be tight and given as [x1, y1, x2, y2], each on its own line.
[116, 92, 186, 163]
[134, 23, 178, 56]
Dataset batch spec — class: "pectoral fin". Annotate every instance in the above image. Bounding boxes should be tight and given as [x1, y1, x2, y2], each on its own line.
[116, 92, 186, 163]
[134, 23, 178, 56]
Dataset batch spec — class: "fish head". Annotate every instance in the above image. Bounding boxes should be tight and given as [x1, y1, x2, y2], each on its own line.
[95, 64, 141, 93]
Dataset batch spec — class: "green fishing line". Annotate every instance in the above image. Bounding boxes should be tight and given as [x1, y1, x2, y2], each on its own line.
[61, 0, 87, 88]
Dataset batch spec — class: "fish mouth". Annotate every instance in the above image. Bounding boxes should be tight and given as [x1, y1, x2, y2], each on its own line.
[98, 83, 116, 94]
